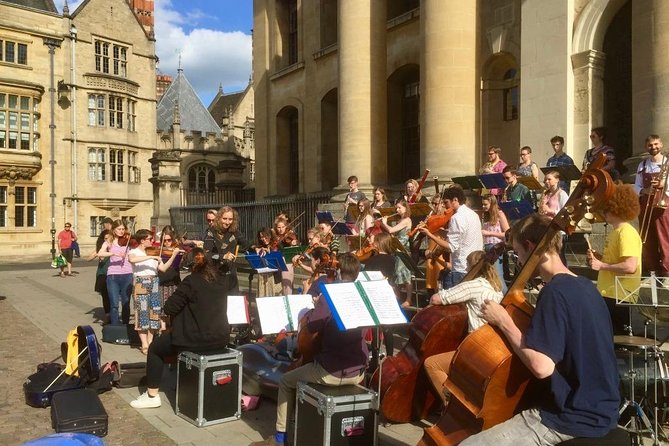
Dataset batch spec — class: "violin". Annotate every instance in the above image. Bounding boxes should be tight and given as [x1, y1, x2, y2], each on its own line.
[419, 155, 614, 445]
[354, 244, 377, 262]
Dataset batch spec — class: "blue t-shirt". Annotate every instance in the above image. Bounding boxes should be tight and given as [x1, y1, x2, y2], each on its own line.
[525, 274, 619, 437]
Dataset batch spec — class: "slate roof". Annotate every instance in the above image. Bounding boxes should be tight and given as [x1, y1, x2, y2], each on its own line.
[1, 0, 58, 13]
[157, 70, 221, 136]
[208, 86, 245, 127]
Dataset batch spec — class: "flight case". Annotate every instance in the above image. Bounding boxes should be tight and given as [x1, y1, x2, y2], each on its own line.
[176, 348, 243, 427]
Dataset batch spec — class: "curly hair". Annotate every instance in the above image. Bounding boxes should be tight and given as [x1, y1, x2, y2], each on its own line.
[216, 206, 239, 233]
[603, 183, 640, 222]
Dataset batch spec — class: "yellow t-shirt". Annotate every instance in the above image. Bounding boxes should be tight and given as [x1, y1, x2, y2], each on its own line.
[596, 222, 642, 302]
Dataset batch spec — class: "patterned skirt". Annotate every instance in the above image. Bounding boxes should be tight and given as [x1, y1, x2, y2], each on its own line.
[133, 275, 161, 331]
[394, 254, 412, 285]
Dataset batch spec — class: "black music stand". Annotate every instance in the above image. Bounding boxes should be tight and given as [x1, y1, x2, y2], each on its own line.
[478, 173, 506, 191]
[499, 199, 535, 221]
[315, 211, 335, 224]
[452, 175, 483, 191]
[409, 202, 432, 218]
[316, 210, 352, 235]
[540, 165, 582, 183]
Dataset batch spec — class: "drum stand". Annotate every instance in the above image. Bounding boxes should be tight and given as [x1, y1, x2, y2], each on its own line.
[619, 345, 656, 445]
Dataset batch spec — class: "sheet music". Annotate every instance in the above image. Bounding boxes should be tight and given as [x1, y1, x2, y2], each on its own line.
[227, 295, 250, 325]
[256, 267, 279, 274]
[255, 295, 314, 334]
[320, 282, 376, 329]
[357, 270, 385, 282]
[358, 280, 408, 325]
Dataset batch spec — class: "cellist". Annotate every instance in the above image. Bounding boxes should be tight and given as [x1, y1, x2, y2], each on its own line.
[423, 250, 504, 405]
[249, 254, 369, 446]
[461, 214, 619, 445]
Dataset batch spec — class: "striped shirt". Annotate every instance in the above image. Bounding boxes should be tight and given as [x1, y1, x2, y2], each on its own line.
[437, 277, 503, 332]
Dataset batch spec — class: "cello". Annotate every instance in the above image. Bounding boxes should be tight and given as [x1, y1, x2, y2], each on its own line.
[418, 154, 613, 445]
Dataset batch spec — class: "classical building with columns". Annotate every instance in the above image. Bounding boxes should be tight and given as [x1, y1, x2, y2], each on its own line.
[253, 0, 656, 198]
[0, 0, 157, 256]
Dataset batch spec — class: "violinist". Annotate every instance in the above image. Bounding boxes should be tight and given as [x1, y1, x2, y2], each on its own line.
[211, 206, 250, 293]
[361, 232, 397, 361]
[351, 198, 375, 236]
[302, 246, 335, 295]
[272, 215, 300, 294]
[96, 220, 134, 325]
[461, 214, 619, 445]
[156, 226, 182, 332]
[481, 194, 509, 292]
[292, 228, 328, 275]
[249, 254, 368, 446]
[423, 250, 504, 405]
[317, 219, 340, 254]
[252, 227, 282, 297]
[380, 199, 414, 307]
[128, 229, 180, 354]
[252, 227, 273, 256]
[421, 195, 451, 295]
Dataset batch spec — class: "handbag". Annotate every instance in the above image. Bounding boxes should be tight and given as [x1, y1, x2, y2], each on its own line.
[55, 254, 67, 268]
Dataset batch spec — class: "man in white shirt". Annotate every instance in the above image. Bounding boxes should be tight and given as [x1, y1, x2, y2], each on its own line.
[420, 185, 483, 289]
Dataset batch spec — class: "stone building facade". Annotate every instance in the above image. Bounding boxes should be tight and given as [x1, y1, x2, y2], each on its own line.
[0, 0, 157, 256]
[253, 0, 661, 198]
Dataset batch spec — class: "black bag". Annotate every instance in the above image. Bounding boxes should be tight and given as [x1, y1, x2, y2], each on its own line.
[50, 388, 108, 437]
[24, 364, 83, 408]
[111, 361, 147, 388]
[101, 324, 141, 346]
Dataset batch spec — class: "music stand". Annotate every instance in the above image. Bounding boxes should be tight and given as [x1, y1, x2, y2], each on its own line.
[499, 199, 535, 221]
[452, 175, 483, 191]
[315, 211, 335, 225]
[478, 173, 506, 191]
[263, 251, 289, 272]
[409, 202, 432, 218]
[616, 273, 669, 445]
[517, 176, 544, 192]
[540, 165, 582, 183]
[245, 254, 280, 273]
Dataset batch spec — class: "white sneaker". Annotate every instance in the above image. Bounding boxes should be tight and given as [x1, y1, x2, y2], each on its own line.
[130, 391, 161, 409]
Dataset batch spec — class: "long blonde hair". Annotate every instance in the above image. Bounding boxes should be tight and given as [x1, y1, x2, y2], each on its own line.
[466, 250, 503, 292]
[482, 194, 500, 227]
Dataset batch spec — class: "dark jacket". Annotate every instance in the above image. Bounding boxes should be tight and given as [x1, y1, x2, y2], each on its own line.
[163, 271, 230, 350]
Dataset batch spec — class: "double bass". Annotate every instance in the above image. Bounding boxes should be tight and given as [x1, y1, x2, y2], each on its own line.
[418, 154, 613, 445]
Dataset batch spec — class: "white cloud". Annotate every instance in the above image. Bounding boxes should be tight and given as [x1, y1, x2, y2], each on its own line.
[154, 0, 252, 106]
[53, 0, 252, 106]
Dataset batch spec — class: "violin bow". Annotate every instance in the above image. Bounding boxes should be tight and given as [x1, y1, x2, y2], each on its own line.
[121, 219, 136, 265]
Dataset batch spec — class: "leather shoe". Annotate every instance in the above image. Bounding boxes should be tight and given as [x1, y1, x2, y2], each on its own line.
[249, 436, 282, 446]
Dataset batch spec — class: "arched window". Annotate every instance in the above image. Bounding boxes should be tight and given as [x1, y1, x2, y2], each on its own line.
[187, 164, 216, 194]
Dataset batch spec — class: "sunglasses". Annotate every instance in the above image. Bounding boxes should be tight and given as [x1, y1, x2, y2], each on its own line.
[163, 237, 172, 242]
[206, 219, 215, 223]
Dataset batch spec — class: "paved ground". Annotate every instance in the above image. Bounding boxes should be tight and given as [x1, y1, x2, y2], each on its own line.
[0, 258, 425, 446]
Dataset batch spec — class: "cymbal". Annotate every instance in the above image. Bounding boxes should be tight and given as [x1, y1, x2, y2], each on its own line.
[613, 335, 657, 348]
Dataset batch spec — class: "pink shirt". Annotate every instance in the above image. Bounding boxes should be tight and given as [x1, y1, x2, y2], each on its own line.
[104, 240, 133, 275]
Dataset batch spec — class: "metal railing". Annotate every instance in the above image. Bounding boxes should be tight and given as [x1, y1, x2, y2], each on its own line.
[181, 188, 256, 207]
[170, 191, 336, 243]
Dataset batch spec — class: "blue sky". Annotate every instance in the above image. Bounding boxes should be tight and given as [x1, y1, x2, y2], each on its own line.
[54, 0, 253, 106]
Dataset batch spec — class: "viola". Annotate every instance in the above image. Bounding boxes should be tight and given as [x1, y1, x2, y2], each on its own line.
[418, 155, 614, 445]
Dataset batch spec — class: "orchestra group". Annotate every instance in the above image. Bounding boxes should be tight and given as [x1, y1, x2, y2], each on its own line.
[86, 130, 669, 445]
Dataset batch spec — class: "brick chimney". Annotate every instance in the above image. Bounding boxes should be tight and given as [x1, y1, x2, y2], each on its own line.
[127, 0, 154, 35]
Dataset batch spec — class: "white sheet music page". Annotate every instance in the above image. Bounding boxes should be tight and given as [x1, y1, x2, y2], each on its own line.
[359, 280, 408, 325]
[321, 282, 376, 329]
[227, 295, 250, 325]
[356, 270, 385, 281]
[286, 294, 315, 327]
[256, 296, 291, 334]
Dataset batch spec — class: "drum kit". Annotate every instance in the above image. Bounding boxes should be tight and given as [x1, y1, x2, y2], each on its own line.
[615, 273, 669, 445]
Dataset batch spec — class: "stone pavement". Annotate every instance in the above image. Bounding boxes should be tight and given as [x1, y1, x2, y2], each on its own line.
[0, 258, 425, 446]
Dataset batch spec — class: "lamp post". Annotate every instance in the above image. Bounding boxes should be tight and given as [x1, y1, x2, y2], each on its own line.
[43, 37, 61, 260]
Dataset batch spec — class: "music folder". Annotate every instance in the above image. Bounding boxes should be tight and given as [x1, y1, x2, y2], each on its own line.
[517, 175, 544, 191]
[452, 175, 483, 190]
[227, 295, 251, 325]
[319, 278, 408, 330]
[499, 199, 535, 221]
[246, 251, 288, 273]
[478, 173, 507, 190]
[255, 294, 315, 334]
[540, 165, 582, 183]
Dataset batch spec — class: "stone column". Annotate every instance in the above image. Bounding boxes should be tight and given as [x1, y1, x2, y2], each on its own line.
[421, 0, 477, 180]
[632, 1, 669, 147]
[337, 0, 386, 189]
[571, 50, 606, 165]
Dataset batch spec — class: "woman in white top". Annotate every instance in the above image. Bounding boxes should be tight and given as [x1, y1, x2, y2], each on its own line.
[128, 229, 179, 354]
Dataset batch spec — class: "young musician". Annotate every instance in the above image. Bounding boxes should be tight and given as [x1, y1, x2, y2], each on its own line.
[211, 206, 250, 293]
[352, 198, 375, 236]
[97, 220, 133, 325]
[130, 248, 231, 409]
[546, 135, 574, 193]
[344, 175, 366, 222]
[516, 146, 539, 180]
[481, 194, 509, 292]
[583, 126, 619, 180]
[423, 250, 504, 404]
[460, 214, 619, 445]
[372, 187, 391, 213]
[317, 219, 340, 254]
[501, 166, 532, 203]
[634, 134, 669, 276]
[587, 184, 641, 335]
[540, 170, 570, 266]
[249, 254, 369, 446]
[380, 199, 414, 307]
[273, 215, 299, 294]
